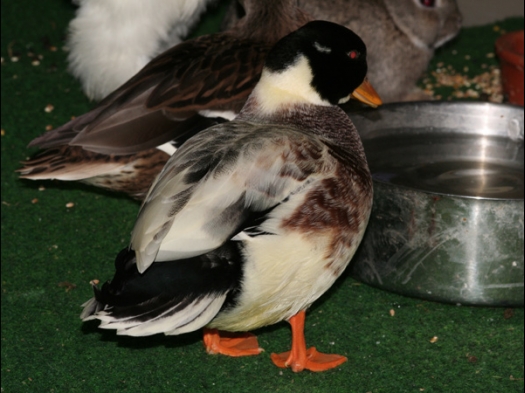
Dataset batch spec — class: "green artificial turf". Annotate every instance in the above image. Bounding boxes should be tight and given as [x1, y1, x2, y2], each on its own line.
[1, 1, 523, 392]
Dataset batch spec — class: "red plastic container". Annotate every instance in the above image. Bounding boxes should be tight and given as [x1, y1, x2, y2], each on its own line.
[495, 30, 524, 106]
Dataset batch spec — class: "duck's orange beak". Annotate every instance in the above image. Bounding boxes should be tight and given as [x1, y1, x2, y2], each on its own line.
[351, 78, 382, 108]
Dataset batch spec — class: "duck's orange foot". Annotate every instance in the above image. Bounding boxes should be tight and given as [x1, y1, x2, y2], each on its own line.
[271, 347, 347, 372]
[203, 328, 263, 357]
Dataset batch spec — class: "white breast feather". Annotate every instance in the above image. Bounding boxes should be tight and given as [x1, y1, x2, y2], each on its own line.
[253, 56, 331, 116]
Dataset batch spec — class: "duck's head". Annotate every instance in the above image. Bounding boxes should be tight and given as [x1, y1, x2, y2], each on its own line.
[251, 20, 382, 114]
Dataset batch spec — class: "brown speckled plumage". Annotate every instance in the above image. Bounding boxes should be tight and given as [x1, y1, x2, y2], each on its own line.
[239, 100, 373, 267]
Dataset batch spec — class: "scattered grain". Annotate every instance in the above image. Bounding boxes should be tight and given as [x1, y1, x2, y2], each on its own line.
[38, 185, 45, 191]
[429, 336, 438, 343]
[426, 65, 503, 103]
[58, 281, 77, 292]
[1, 129, 5, 136]
[389, 309, 395, 317]
[503, 308, 514, 319]
[65, 202, 75, 208]
[45, 124, 53, 131]
[31, 60, 40, 66]
[44, 104, 54, 113]
[31, 198, 38, 204]
[11, 56, 19, 62]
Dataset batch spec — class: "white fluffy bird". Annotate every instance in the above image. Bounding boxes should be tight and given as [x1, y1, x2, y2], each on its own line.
[67, 0, 214, 100]
[81, 21, 382, 372]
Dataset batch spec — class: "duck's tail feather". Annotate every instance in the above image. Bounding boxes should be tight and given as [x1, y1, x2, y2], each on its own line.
[18, 146, 170, 200]
[81, 244, 243, 336]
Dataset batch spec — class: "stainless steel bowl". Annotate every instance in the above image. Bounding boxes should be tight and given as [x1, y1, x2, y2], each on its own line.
[349, 102, 524, 306]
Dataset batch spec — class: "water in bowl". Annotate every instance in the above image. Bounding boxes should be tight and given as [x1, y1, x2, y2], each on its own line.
[363, 132, 524, 199]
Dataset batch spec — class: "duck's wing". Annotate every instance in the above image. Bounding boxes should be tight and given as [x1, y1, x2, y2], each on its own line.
[29, 33, 270, 155]
[131, 122, 331, 273]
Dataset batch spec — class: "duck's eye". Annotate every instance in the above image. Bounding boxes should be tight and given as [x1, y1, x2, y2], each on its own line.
[419, 0, 436, 7]
[348, 50, 360, 59]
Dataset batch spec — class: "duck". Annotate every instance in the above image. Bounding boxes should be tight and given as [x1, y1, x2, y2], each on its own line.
[67, 0, 216, 100]
[18, 0, 312, 200]
[80, 20, 382, 372]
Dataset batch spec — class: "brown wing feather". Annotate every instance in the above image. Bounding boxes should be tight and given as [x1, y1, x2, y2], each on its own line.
[146, 35, 269, 110]
[28, 33, 269, 155]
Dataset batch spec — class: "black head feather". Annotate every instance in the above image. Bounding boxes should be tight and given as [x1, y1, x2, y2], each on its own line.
[264, 20, 368, 105]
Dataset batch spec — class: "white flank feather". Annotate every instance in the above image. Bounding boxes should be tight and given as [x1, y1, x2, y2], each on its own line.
[156, 142, 178, 156]
[198, 109, 237, 121]
[209, 195, 358, 332]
